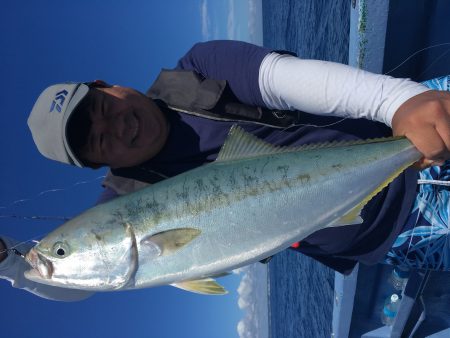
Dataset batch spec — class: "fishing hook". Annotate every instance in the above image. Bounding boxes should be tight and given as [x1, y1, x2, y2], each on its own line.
[7, 248, 25, 259]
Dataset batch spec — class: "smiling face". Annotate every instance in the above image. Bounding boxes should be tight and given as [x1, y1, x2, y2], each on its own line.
[69, 84, 169, 168]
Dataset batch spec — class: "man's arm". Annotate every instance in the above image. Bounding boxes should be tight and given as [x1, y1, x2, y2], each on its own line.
[177, 40, 450, 166]
[257, 52, 450, 166]
[0, 236, 93, 301]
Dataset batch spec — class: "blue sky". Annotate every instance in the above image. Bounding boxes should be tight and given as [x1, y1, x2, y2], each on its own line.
[0, 1, 264, 337]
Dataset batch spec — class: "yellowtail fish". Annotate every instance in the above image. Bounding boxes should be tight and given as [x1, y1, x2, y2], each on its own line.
[25, 126, 420, 295]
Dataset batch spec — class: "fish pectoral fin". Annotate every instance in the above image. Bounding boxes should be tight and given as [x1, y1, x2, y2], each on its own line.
[171, 278, 228, 295]
[140, 228, 201, 257]
[112, 223, 139, 290]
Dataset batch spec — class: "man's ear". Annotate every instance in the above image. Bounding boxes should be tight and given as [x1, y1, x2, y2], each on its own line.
[91, 80, 111, 88]
[89, 163, 105, 169]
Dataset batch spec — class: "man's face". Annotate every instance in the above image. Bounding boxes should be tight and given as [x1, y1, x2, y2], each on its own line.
[75, 85, 169, 168]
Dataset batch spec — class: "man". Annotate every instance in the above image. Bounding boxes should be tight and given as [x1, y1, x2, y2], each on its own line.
[1, 40, 450, 301]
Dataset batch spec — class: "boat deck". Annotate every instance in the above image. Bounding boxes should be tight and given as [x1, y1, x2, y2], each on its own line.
[334, 1, 450, 337]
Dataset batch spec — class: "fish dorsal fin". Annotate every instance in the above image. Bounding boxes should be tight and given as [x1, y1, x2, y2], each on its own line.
[217, 125, 284, 161]
[140, 228, 201, 258]
[329, 156, 417, 227]
[217, 125, 410, 162]
[171, 278, 228, 295]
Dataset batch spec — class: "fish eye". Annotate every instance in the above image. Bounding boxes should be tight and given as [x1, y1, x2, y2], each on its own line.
[52, 242, 70, 258]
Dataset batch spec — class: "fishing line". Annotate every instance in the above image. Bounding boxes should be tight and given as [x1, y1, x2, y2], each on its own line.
[282, 116, 351, 131]
[0, 233, 48, 257]
[416, 47, 450, 80]
[0, 175, 105, 221]
[383, 42, 450, 76]
[0, 214, 72, 221]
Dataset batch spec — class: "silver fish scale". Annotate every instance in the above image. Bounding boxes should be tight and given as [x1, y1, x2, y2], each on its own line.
[120, 138, 419, 289]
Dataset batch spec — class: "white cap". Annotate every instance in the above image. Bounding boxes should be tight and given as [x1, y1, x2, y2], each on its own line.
[28, 83, 90, 167]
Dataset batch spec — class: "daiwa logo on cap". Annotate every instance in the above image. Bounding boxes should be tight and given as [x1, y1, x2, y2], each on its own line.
[49, 89, 69, 113]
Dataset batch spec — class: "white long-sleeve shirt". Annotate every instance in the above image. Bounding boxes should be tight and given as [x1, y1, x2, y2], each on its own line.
[258, 53, 429, 126]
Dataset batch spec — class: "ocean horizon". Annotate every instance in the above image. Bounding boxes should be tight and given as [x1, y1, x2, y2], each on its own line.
[236, 1, 350, 337]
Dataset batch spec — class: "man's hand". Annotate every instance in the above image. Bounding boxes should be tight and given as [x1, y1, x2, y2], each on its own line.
[392, 90, 450, 169]
[0, 239, 7, 263]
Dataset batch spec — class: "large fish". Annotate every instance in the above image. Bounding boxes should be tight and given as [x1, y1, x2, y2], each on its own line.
[25, 126, 421, 294]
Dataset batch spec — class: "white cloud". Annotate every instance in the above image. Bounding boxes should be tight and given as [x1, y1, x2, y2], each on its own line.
[236, 263, 269, 338]
[248, 0, 263, 44]
[227, 0, 236, 40]
[200, 0, 262, 43]
[200, 0, 211, 40]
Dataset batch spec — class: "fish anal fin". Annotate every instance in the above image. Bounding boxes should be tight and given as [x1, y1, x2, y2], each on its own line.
[172, 278, 228, 295]
[140, 228, 200, 256]
[332, 209, 364, 226]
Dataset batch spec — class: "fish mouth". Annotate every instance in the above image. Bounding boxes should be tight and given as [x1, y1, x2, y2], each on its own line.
[25, 248, 54, 280]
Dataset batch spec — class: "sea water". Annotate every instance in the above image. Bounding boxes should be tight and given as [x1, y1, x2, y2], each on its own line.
[262, 0, 350, 337]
